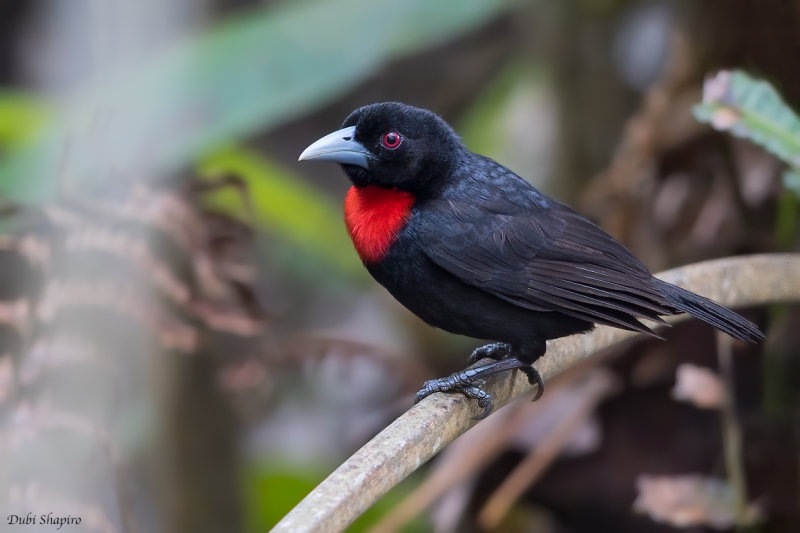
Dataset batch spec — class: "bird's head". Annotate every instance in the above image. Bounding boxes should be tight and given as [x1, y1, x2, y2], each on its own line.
[298, 102, 461, 194]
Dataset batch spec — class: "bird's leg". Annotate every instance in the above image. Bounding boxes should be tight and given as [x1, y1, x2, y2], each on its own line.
[414, 356, 544, 420]
[468, 342, 512, 364]
[469, 342, 544, 400]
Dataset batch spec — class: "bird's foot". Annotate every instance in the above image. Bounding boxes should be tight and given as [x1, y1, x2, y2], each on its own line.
[414, 357, 544, 420]
[468, 342, 512, 364]
[519, 364, 545, 401]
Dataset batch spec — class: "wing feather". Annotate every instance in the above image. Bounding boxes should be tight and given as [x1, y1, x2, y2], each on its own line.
[420, 185, 675, 335]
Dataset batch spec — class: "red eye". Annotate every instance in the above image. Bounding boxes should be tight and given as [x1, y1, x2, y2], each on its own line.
[381, 131, 402, 149]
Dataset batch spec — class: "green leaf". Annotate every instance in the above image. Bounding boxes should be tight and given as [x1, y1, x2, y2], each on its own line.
[0, 0, 513, 204]
[693, 70, 800, 168]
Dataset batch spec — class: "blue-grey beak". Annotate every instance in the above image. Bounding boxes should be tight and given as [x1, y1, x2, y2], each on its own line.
[298, 126, 372, 169]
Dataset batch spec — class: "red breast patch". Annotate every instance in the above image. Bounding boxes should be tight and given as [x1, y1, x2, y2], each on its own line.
[344, 185, 416, 264]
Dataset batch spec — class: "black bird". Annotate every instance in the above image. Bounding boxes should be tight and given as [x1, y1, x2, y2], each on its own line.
[299, 102, 764, 419]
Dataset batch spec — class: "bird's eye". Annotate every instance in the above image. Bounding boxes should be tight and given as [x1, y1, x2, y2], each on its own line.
[381, 131, 402, 149]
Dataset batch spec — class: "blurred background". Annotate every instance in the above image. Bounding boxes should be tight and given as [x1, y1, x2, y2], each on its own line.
[1, 0, 798, 532]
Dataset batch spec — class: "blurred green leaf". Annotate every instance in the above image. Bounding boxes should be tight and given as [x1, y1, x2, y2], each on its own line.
[0, 91, 52, 147]
[459, 61, 523, 156]
[348, 472, 429, 533]
[783, 168, 800, 197]
[0, 92, 53, 202]
[458, 61, 551, 189]
[0, 0, 513, 204]
[243, 461, 428, 533]
[694, 71, 800, 246]
[198, 145, 362, 276]
[243, 463, 323, 533]
[693, 70, 800, 169]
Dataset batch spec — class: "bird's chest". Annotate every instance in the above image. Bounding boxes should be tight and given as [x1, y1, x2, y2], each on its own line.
[344, 185, 416, 264]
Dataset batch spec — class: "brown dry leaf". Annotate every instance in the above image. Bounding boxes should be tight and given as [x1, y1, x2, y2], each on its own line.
[633, 474, 761, 529]
[671, 363, 725, 409]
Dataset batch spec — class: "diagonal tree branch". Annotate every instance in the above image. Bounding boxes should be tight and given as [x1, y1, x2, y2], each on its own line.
[272, 253, 800, 533]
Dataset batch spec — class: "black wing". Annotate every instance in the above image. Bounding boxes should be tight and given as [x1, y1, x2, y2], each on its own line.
[418, 179, 677, 335]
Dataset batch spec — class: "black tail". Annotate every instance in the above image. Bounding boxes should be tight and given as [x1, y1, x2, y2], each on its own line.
[656, 280, 765, 343]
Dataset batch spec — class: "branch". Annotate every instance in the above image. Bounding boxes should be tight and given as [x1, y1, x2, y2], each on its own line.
[271, 253, 800, 533]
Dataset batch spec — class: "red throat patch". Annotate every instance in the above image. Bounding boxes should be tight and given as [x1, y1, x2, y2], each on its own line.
[344, 185, 416, 264]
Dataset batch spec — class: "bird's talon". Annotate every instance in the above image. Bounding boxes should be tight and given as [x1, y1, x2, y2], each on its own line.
[531, 376, 544, 402]
[517, 365, 545, 401]
[414, 381, 435, 404]
[468, 342, 512, 364]
[412, 373, 498, 418]
[473, 395, 494, 420]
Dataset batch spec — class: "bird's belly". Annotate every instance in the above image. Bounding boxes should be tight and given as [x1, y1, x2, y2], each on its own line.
[366, 241, 587, 346]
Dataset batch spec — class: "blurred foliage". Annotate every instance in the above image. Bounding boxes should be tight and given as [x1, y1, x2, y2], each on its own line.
[243, 461, 428, 533]
[0, 0, 514, 204]
[693, 70, 800, 194]
[459, 62, 527, 156]
[243, 462, 324, 533]
[0, 0, 515, 277]
[3, 0, 797, 531]
[0, 91, 53, 205]
[459, 61, 553, 190]
[694, 70, 800, 249]
[198, 146, 363, 277]
[0, 91, 51, 147]
[783, 169, 800, 199]
[348, 473, 429, 533]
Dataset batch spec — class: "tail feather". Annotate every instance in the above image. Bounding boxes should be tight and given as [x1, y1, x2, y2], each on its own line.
[656, 280, 765, 343]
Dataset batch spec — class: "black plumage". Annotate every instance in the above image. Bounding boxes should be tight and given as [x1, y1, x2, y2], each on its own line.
[299, 102, 764, 419]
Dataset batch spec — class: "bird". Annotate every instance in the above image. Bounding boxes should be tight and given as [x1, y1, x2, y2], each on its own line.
[298, 102, 764, 419]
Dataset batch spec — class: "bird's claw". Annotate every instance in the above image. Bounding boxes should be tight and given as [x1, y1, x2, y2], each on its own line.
[414, 379, 439, 404]
[468, 342, 512, 364]
[468, 387, 494, 420]
[414, 357, 544, 418]
[518, 365, 545, 401]
[414, 370, 494, 419]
